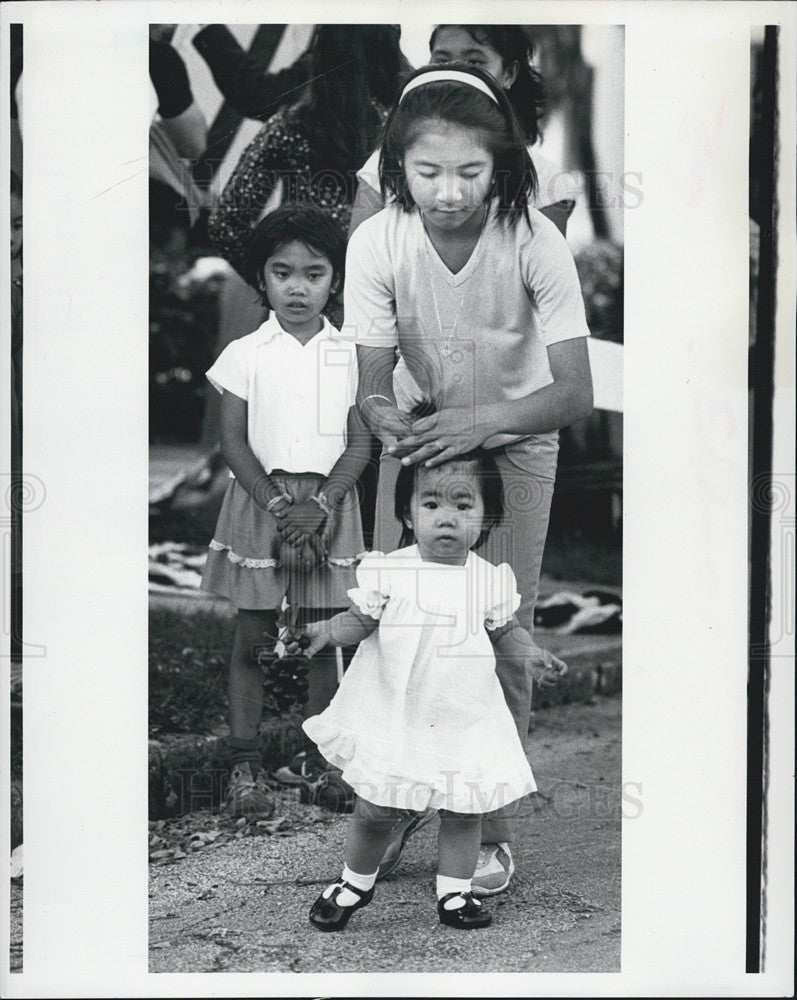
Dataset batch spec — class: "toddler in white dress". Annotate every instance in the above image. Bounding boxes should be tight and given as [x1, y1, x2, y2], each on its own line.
[299, 450, 567, 930]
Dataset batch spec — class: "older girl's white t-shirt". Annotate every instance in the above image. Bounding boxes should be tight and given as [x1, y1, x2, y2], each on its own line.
[206, 314, 358, 476]
[342, 202, 589, 454]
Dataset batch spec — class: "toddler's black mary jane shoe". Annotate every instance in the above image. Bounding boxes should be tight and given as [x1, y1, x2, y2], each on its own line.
[309, 880, 374, 931]
[437, 891, 492, 929]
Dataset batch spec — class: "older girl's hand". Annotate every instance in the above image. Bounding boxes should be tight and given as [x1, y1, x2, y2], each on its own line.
[388, 405, 496, 466]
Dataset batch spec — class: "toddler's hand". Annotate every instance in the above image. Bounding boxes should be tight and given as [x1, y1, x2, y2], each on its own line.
[302, 620, 333, 658]
[529, 645, 568, 687]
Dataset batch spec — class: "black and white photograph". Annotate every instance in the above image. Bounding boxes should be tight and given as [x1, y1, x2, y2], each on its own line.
[145, 21, 624, 973]
[1, 1, 795, 996]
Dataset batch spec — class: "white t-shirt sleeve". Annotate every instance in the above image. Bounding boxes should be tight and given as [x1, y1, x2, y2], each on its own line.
[206, 338, 248, 399]
[342, 219, 399, 349]
[356, 147, 381, 192]
[523, 214, 591, 347]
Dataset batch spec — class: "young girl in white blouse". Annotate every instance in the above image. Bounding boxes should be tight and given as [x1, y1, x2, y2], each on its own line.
[201, 207, 370, 816]
[299, 450, 566, 931]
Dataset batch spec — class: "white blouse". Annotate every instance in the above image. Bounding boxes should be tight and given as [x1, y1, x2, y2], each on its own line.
[206, 314, 358, 476]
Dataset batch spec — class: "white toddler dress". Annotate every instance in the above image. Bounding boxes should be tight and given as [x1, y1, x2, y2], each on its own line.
[303, 547, 536, 813]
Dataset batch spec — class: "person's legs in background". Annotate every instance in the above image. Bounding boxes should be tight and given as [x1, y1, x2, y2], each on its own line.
[473, 453, 556, 894]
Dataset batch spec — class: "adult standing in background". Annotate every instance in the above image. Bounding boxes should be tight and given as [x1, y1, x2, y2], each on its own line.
[209, 24, 406, 315]
[191, 24, 314, 123]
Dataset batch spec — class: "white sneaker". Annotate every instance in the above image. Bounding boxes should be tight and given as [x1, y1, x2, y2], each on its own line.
[376, 808, 437, 879]
[471, 841, 514, 897]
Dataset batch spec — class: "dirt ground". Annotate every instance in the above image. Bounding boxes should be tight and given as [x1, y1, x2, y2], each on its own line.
[147, 695, 622, 974]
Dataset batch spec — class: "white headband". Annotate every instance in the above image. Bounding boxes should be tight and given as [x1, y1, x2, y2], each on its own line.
[399, 69, 501, 107]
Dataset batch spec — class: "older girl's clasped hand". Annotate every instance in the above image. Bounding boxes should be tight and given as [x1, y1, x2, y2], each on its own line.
[389, 404, 496, 467]
[277, 499, 327, 546]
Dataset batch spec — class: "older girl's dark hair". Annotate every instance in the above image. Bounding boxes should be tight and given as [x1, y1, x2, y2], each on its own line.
[429, 25, 546, 145]
[297, 25, 404, 176]
[245, 205, 346, 307]
[394, 445, 505, 550]
[379, 63, 536, 227]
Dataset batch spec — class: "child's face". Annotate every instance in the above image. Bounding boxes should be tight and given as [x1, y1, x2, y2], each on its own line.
[403, 121, 494, 235]
[430, 27, 518, 91]
[404, 463, 485, 565]
[261, 239, 334, 340]
[10, 192, 22, 263]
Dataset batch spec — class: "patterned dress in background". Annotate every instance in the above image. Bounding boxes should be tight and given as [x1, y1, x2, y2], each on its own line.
[209, 102, 388, 326]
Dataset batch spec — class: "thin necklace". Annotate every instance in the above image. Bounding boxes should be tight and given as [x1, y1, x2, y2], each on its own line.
[421, 206, 488, 359]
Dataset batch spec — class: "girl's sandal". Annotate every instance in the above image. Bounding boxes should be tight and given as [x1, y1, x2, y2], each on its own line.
[437, 891, 492, 930]
[309, 880, 375, 932]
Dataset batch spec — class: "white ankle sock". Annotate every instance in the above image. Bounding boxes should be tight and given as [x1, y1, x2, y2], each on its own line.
[321, 865, 377, 907]
[436, 875, 473, 910]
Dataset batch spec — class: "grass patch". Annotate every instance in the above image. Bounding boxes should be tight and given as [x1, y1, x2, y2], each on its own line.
[149, 607, 234, 736]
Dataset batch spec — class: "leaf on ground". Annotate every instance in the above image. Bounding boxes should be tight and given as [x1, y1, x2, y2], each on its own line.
[255, 816, 288, 833]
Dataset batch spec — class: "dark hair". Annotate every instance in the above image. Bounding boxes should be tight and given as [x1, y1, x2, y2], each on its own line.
[429, 25, 546, 144]
[10, 169, 22, 198]
[394, 446, 504, 550]
[295, 25, 404, 176]
[379, 63, 536, 227]
[245, 205, 346, 308]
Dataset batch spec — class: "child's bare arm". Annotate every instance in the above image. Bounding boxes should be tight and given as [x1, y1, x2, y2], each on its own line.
[219, 390, 291, 514]
[489, 619, 568, 687]
[301, 607, 380, 657]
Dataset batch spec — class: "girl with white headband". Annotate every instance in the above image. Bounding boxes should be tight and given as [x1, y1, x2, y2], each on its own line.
[342, 63, 593, 899]
[349, 24, 577, 238]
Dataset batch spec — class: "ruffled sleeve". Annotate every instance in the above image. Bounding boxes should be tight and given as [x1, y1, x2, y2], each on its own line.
[347, 551, 391, 620]
[484, 563, 521, 631]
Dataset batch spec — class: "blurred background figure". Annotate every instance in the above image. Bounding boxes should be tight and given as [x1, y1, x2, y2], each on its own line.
[208, 24, 405, 312]
[191, 23, 313, 124]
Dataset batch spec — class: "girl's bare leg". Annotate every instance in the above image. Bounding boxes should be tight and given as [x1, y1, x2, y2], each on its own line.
[229, 609, 278, 740]
[437, 809, 482, 879]
[345, 797, 408, 875]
